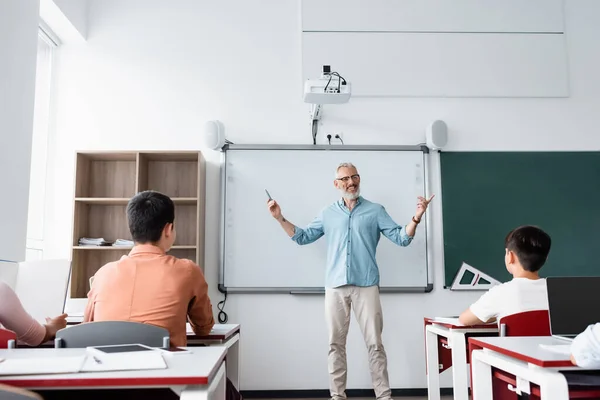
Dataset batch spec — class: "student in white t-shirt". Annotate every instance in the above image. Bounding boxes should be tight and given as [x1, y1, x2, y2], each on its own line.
[570, 323, 600, 368]
[458, 225, 552, 326]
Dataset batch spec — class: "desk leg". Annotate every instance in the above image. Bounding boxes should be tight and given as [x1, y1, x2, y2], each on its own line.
[449, 331, 469, 400]
[227, 334, 240, 390]
[471, 350, 493, 400]
[537, 370, 569, 400]
[425, 327, 441, 400]
[180, 362, 226, 400]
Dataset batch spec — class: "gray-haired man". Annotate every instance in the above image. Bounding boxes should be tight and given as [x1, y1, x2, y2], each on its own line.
[267, 162, 434, 400]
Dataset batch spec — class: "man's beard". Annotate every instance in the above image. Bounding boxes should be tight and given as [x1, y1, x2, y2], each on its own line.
[339, 185, 360, 200]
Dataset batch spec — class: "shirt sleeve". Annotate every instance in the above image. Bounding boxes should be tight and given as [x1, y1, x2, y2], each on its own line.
[0, 282, 46, 346]
[377, 206, 413, 246]
[291, 212, 325, 245]
[571, 323, 600, 368]
[187, 263, 215, 336]
[469, 286, 502, 323]
[83, 284, 96, 322]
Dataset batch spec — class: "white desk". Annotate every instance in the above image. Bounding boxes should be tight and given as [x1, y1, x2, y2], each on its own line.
[61, 319, 241, 390]
[0, 347, 227, 400]
[187, 323, 241, 390]
[424, 317, 498, 400]
[470, 336, 580, 400]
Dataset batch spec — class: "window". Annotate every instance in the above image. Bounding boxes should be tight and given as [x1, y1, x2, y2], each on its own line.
[26, 27, 58, 261]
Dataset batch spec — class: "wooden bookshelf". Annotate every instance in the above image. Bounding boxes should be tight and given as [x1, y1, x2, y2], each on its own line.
[70, 151, 206, 298]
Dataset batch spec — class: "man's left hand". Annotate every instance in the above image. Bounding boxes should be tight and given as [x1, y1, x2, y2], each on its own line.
[416, 194, 435, 219]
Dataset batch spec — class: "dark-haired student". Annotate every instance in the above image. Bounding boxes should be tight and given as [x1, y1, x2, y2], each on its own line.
[83, 190, 215, 347]
[458, 225, 552, 326]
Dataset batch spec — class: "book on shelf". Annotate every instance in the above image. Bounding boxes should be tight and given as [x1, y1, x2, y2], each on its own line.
[78, 238, 134, 247]
[78, 238, 111, 246]
[113, 239, 134, 247]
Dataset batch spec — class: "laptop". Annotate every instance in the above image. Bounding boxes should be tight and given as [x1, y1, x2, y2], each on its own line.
[546, 276, 600, 342]
[15, 259, 72, 324]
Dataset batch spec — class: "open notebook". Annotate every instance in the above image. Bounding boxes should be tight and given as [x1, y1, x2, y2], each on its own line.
[0, 356, 86, 375]
[0, 351, 167, 376]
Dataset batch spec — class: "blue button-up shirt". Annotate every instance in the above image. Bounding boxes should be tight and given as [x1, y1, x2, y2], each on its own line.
[291, 196, 413, 288]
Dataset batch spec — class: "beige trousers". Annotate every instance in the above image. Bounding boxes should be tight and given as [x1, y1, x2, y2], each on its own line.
[325, 285, 391, 400]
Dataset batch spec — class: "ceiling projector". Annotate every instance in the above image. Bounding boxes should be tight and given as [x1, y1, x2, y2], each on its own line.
[303, 65, 351, 104]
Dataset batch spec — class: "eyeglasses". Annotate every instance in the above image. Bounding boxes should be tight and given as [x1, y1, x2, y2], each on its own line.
[336, 174, 360, 182]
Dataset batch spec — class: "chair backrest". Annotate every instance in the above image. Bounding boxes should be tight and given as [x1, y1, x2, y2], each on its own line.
[0, 384, 43, 400]
[54, 321, 170, 348]
[0, 328, 17, 349]
[499, 310, 551, 337]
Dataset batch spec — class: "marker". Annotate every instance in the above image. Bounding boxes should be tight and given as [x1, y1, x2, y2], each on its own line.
[265, 189, 272, 201]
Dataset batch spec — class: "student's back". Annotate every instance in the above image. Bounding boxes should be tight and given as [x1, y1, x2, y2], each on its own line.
[468, 277, 548, 323]
[459, 225, 552, 325]
[85, 244, 213, 347]
[83, 191, 215, 347]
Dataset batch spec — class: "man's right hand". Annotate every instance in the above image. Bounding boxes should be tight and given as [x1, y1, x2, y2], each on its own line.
[268, 199, 282, 221]
[268, 199, 297, 237]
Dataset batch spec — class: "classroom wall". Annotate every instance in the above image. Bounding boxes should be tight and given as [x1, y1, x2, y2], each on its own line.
[40, 0, 88, 44]
[51, 0, 88, 39]
[0, 0, 40, 263]
[43, 0, 600, 390]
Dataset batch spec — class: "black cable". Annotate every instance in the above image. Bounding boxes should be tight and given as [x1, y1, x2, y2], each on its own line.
[312, 119, 318, 145]
[217, 292, 228, 323]
[335, 134, 344, 145]
[331, 72, 342, 92]
[330, 72, 346, 93]
[327, 134, 332, 145]
[323, 73, 333, 93]
[331, 71, 346, 84]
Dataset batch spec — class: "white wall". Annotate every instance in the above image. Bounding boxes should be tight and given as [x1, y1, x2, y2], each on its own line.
[40, 0, 88, 43]
[44, 0, 600, 390]
[52, 0, 88, 39]
[0, 0, 40, 262]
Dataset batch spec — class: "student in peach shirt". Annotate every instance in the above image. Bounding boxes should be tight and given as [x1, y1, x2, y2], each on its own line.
[83, 190, 215, 347]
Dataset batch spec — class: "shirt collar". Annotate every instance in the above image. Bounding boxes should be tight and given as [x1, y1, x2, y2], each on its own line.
[129, 244, 166, 256]
[338, 196, 363, 209]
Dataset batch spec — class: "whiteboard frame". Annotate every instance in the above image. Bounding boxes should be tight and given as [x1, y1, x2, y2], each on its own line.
[218, 144, 434, 294]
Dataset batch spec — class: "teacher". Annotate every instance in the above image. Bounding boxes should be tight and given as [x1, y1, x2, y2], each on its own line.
[267, 162, 433, 400]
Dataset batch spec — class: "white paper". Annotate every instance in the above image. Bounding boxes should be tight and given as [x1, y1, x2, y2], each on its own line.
[539, 344, 572, 355]
[0, 356, 86, 375]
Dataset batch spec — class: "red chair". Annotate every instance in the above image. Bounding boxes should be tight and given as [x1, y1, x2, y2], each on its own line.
[0, 328, 17, 348]
[498, 310, 551, 337]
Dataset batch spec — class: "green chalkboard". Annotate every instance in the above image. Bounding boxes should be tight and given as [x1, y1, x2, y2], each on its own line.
[440, 151, 600, 287]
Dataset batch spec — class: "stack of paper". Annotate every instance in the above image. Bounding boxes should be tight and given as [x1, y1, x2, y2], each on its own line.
[78, 238, 111, 246]
[113, 239, 134, 247]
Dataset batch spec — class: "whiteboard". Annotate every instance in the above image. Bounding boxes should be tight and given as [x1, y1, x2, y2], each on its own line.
[302, 32, 568, 98]
[220, 145, 431, 293]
